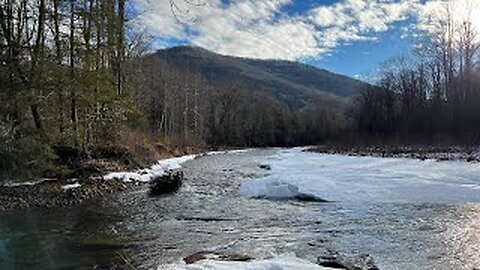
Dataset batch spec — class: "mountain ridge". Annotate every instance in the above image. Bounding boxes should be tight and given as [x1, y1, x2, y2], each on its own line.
[150, 46, 368, 109]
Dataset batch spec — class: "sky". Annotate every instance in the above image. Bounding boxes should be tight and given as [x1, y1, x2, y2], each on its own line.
[132, 0, 480, 79]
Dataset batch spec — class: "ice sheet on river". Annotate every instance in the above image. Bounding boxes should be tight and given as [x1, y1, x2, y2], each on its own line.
[240, 148, 480, 203]
[159, 256, 331, 270]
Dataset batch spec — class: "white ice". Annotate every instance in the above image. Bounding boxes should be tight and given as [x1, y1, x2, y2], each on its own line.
[158, 256, 332, 270]
[240, 148, 480, 203]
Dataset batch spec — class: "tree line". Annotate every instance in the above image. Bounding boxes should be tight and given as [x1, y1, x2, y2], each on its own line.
[131, 55, 345, 147]
[352, 7, 480, 143]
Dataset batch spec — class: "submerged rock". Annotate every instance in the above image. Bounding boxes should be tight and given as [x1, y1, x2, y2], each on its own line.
[184, 251, 253, 264]
[318, 252, 379, 270]
[295, 192, 328, 202]
[149, 170, 184, 196]
[241, 180, 328, 202]
[259, 164, 272, 170]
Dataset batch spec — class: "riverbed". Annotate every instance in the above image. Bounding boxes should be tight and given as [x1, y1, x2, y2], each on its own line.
[1, 148, 480, 269]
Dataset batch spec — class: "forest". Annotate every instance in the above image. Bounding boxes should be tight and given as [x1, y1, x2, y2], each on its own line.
[1, 0, 480, 180]
[130, 54, 345, 148]
[353, 10, 480, 143]
[0, 0, 345, 180]
[0, 0, 138, 179]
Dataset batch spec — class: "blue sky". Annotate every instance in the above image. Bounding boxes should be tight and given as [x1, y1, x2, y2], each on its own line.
[133, 0, 477, 80]
[314, 27, 414, 79]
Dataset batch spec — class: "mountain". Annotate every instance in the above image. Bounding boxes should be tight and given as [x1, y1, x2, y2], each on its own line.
[150, 46, 368, 110]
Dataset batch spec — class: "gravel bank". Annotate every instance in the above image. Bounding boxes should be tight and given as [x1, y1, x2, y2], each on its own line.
[309, 145, 480, 162]
[0, 178, 146, 211]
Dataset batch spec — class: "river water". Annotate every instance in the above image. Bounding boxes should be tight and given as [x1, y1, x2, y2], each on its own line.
[1, 148, 480, 269]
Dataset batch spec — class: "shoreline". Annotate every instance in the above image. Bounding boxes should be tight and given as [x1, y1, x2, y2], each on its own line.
[0, 177, 147, 212]
[0, 150, 200, 212]
[0, 148, 252, 212]
[309, 144, 480, 162]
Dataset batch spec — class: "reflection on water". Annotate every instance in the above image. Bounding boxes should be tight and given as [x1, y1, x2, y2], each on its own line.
[0, 204, 134, 269]
[436, 204, 480, 269]
[1, 149, 480, 269]
[321, 203, 480, 270]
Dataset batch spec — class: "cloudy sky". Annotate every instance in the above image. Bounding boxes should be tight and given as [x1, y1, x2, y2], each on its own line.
[133, 0, 480, 78]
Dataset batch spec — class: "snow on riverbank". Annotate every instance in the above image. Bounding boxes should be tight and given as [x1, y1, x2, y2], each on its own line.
[104, 149, 253, 183]
[159, 256, 331, 270]
[61, 183, 81, 190]
[104, 154, 197, 182]
[1, 178, 57, 187]
[240, 148, 480, 203]
[1, 149, 253, 187]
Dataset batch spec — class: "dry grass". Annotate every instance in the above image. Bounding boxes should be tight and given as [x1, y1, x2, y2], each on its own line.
[114, 129, 207, 167]
[114, 129, 166, 167]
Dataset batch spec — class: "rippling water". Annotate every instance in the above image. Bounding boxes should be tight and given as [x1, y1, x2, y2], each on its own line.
[1, 148, 480, 269]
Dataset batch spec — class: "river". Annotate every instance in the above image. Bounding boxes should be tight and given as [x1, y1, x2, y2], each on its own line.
[1, 148, 480, 269]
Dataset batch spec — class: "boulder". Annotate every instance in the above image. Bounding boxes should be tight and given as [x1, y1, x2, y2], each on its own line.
[318, 252, 379, 270]
[259, 164, 272, 170]
[184, 251, 252, 264]
[149, 170, 184, 196]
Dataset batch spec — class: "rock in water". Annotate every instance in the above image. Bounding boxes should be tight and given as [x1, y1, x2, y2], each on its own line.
[318, 252, 379, 270]
[184, 251, 253, 264]
[259, 164, 272, 170]
[149, 170, 184, 196]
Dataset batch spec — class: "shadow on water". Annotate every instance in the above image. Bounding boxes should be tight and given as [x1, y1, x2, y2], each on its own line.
[0, 203, 138, 269]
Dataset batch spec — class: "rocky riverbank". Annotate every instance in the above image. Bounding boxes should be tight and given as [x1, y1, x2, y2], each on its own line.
[0, 142, 208, 212]
[309, 145, 480, 162]
[0, 148, 247, 212]
[0, 177, 146, 211]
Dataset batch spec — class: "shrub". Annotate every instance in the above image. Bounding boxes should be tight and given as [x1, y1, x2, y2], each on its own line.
[0, 135, 56, 182]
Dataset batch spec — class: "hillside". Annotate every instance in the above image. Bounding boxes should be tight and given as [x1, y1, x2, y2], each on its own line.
[150, 46, 368, 110]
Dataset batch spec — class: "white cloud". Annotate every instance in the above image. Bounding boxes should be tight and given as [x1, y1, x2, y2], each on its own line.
[185, 0, 324, 60]
[133, 0, 449, 61]
[309, 0, 419, 49]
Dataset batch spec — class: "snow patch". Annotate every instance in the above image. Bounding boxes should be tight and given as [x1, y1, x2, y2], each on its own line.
[62, 183, 81, 190]
[104, 155, 197, 182]
[207, 149, 254, 155]
[158, 256, 331, 270]
[2, 178, 57, 187]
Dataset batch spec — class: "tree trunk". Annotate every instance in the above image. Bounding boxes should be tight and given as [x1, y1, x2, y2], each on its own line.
[53, 0, 65, 134]
[116, 0, 125, 95]
[70, 0, 78, 146]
